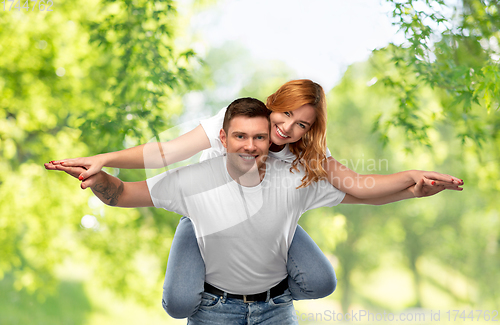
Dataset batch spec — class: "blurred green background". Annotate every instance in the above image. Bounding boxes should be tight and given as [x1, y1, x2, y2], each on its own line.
[1, 0, 499, 324]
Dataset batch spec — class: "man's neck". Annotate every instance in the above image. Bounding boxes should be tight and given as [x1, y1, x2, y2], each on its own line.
[226, 163, 267, 187]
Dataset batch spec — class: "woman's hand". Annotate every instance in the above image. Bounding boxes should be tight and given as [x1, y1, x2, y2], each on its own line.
[49, 155, 105, 182]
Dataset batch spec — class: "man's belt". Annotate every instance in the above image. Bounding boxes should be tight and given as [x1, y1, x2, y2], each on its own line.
[203, 277, 289, 303]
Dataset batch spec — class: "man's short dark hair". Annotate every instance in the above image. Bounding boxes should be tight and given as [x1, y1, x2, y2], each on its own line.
[222, 98, 271, 133]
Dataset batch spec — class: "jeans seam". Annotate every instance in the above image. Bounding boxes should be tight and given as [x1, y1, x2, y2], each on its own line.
[288, 254, 308, 294]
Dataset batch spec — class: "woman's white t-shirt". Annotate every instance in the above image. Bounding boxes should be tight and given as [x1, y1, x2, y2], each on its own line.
[199, 107, 332, 162]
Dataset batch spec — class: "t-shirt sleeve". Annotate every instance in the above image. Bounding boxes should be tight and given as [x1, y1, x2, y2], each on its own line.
[299, 178, 346, 211]
[146, 168, 189, 216]
[199, 107, 226, 149]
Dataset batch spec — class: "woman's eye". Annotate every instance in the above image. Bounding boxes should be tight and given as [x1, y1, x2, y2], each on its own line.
[284, 112, 290, 117]
[298, 123, 306, 129]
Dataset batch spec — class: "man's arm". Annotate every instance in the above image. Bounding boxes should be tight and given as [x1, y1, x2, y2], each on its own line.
[340, 177, 459, 205]
[341, 187, 414, 205]
[89, 171, 153, 207]
[44, 164, 153, 208]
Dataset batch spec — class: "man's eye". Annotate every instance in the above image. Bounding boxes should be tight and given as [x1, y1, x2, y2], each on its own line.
[236, 135, 244, 139]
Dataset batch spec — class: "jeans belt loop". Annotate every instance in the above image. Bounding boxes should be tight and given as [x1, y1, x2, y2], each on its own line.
[222, 292, 227, 303]
[265, 289, 271, 302]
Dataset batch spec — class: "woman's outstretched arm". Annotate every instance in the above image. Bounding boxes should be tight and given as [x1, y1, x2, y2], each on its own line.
[50, 125, 211, 181]
[340, 176, 461, 205]
[325, 157, 463, 199]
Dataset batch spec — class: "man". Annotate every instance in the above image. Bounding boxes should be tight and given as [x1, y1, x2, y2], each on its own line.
[47, 98, 453, 324]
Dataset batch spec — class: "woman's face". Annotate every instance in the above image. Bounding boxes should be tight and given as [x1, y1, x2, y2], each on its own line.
[269, 104, 317, 146]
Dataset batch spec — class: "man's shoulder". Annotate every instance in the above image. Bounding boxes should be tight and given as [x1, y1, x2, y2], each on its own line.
[149, 156, 224, 185]
[158, 156, 228, 196]
[199, 154, 225, 168]
[178, 155, 224, 175]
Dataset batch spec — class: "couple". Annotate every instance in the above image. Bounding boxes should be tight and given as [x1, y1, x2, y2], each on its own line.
[46, 80, 463, 324]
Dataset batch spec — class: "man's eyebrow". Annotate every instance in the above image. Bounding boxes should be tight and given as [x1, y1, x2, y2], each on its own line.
[231, 131, 268, 137]
[288, 111, 312, 126]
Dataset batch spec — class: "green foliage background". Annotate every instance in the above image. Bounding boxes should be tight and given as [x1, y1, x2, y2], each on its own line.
[0, 0, 499, 324]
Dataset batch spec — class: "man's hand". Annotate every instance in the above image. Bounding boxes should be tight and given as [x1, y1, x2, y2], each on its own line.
[411, 177, 463, 198]
[410, 170, 464, 188]
[44, 162, 153, 207]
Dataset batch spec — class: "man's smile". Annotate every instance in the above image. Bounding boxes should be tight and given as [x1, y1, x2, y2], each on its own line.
[239, 154, 258, 161]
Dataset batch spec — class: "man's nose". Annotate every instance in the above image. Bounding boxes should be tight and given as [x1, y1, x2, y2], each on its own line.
[244, 138, 256, 151]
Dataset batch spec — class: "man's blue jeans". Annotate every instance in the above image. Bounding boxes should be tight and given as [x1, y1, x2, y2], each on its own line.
[187, 290, 298, 325]
[162, 217, 336, 319]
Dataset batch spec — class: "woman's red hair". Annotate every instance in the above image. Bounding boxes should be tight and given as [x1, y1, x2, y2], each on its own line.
[266, 79, 328, 188]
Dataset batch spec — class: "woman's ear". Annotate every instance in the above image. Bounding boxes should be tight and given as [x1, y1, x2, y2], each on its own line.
[220, 129, 228, 149]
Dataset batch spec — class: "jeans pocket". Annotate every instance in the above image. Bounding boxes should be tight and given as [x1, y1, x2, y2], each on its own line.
[269, 289, 293, 307]
[199, 292, 222, 310]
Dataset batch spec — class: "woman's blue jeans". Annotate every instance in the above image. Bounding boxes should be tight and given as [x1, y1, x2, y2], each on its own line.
[162, 217, 336, 319]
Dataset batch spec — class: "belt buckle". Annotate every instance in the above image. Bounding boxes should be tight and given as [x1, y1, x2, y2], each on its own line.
[243, 295, 254, 303]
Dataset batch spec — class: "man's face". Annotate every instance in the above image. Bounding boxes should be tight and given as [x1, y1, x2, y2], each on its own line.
[220, 115, 271, 177]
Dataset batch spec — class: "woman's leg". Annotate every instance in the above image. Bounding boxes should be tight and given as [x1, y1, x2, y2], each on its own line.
[162, 217, 205, 318]
[286, 225, 337, 300]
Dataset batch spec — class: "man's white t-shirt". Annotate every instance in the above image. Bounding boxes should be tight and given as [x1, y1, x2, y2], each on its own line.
[147, 156, 345, 295]
[199, 107, 332, 163]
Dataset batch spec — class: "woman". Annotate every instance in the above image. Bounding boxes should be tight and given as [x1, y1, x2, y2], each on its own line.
[50, 79, 462, 318]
